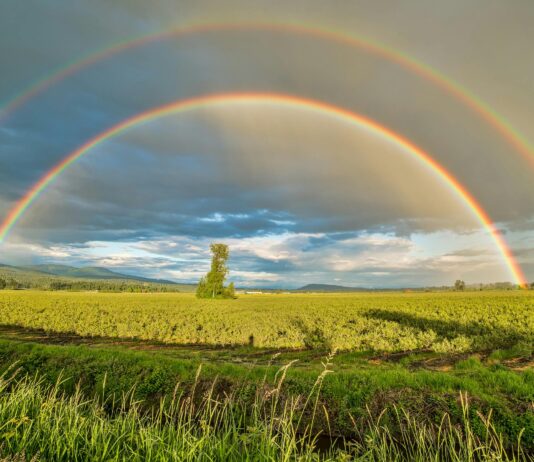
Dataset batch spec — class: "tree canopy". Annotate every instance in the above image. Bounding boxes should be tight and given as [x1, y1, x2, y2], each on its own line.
[196, 243, 236, 299]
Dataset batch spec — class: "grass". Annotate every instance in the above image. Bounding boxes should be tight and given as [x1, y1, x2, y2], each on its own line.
[0, 361, 531, 461]
[0, 338, 531, 453]
[0, 290, 532, 459]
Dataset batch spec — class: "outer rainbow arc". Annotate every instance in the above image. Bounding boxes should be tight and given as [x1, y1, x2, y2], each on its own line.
[0, 21, 533, 168]
[0, 92, 527, 286]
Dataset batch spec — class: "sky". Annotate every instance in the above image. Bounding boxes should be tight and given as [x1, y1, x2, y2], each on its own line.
[0, 0, 533, 288]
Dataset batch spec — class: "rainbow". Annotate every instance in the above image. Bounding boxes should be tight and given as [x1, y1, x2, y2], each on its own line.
[0, 92, 527, 286]
[1, 22, 533, 169]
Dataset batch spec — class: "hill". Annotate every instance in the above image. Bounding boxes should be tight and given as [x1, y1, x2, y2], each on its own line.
[24, 264, 176, 284]
[0, 263, 196, 292]
[296, 283, 368, 292]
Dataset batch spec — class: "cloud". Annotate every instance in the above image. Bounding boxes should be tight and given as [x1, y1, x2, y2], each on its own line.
[7, 105, 489, 246]
[442, 248, 491, 258]
[0, 0, 533, 284]
[2, 225, 520, 287]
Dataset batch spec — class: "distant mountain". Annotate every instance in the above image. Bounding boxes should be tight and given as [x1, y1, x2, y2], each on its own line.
[24, 264, 81, 276]
[23, 264, 177, 285]
[0, 263, 199, 292]
[1, 263, 199, 287]
[296, 283, 368, 292]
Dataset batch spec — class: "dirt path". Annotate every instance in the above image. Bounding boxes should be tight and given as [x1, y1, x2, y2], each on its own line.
[0, 324, 531, 371]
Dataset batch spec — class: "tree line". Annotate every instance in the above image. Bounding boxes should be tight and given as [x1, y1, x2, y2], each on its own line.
[453, 279, 533, 290]
[0, 277, 181, 292]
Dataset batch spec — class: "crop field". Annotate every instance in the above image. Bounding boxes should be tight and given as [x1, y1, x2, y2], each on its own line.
[0, 290, 532, 460]
[0, 290, 532, 353]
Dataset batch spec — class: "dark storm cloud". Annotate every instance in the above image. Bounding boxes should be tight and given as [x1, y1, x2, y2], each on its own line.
[2, 17, 533, 225]
[1, 0, 533, 284]
[7, 106, 486, 247]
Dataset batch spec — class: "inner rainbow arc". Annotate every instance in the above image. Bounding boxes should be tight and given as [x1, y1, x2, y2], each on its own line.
[0, 92, 526, 286]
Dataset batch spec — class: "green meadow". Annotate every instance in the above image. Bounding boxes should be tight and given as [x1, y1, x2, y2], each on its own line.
[0, 290, 532, 351]
[0, 290, 532, 460]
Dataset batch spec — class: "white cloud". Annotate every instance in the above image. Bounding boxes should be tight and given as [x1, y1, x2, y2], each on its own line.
[0, 223, 521, 286]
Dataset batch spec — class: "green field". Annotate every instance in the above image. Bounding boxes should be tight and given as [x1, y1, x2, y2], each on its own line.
[0, 290, 532, 460]
[1, 290, 532, 351]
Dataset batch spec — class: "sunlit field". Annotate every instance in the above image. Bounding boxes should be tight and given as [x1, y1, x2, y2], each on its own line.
[0, 290, 532, 352]
[0, 290, 532, 460]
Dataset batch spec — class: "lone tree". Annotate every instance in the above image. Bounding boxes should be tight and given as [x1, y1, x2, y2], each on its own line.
[454, 279, 466, 291]
[196, 243, 236, 299]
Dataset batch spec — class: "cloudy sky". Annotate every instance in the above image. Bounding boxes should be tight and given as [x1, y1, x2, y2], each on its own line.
[1, 0, 533, 288]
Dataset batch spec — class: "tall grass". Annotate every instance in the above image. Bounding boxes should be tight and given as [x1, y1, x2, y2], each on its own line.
[0, 363, 531, 462]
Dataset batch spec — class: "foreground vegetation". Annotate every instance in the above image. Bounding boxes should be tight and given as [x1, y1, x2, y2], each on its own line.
[0, 290, 531, 459]
[0, 331, 531, 456]
[0, 355, 531, 461]
[0, 290, 532, 352]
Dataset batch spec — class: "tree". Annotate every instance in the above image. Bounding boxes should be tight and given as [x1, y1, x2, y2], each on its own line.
[0, 278, 5, 290]
[196, 276, 207, 298]
[454, 279, 466, 291]
[196, 243, 236, 299]
[226, 282, 235, 298]
[3, 278, 22, 290]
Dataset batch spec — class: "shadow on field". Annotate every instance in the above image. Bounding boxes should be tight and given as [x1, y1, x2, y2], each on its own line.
[0, 324, 274, 350]
[364, 309, 528, 348]
[0, 324, 315, 366]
